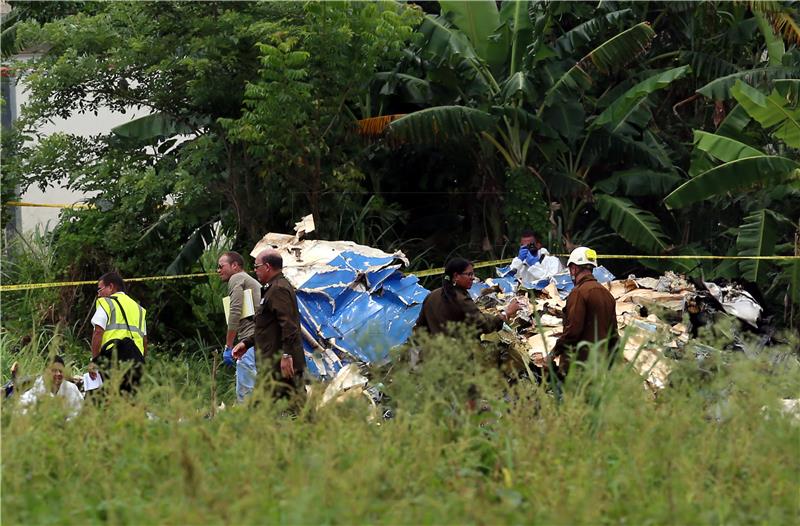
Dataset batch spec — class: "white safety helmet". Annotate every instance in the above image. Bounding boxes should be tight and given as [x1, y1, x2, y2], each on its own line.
[567, 246, 598, 267]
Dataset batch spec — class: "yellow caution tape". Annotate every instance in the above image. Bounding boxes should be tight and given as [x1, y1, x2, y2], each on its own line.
[2, 254, 797, 292]
[0, 272, 214, 292]
[408, 254, 799, 278]
[4, 201, 93, 209]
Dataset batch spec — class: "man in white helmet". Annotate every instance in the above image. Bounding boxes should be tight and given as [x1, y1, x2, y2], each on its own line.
[550, 247, 619, 376]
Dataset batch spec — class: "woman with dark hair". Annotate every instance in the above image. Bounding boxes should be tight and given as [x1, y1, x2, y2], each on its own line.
[415, 257, 520, 336]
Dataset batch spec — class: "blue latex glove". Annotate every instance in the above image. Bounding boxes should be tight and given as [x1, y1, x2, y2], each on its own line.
[518, 246, 539, 266]
[222, 347, 235, 366]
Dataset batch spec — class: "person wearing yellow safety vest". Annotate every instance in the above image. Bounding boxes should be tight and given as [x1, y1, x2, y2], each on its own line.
[91, 272, 147, 392]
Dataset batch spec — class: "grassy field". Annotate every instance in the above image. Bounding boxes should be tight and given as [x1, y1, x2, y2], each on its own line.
[1, 328, 799, 524]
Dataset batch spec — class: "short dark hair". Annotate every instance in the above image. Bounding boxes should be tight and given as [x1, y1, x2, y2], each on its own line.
[444, 257, 471, 279]
[223, 251, 244, 268]
[520, 229, 536, 239]
[52, 355, 65, 366]
[99, 272, 125, 292]
[262, 252, 283, 270]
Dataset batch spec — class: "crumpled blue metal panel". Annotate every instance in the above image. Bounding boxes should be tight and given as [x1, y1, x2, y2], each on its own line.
[593, 266, 615, 283]
[496, 265, 515, 277]
[491, 277, 517, 294]
[328, 251, 395, 271]
[297, 256, 429, 376]
[468, 281, 490, 300]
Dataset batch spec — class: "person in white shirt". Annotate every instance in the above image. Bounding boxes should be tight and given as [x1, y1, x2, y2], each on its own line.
[510, 230, 564, 283]
[18, 356, 83, 420]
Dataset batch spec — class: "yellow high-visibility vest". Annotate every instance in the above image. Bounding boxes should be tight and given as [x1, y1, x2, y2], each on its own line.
[96, 292, 146, 355]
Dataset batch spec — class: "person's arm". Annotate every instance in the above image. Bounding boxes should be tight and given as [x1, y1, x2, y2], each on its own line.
[91, 326, 104, 359]
[273, 287, 302, 378]
[460, 292, 504, 334]
[553, 294, 586, 357]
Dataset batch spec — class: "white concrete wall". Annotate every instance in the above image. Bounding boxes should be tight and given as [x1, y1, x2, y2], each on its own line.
[9, 66, 146, 232]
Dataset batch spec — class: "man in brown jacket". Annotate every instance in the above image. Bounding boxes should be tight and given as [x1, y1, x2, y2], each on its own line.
[233, 249, 304, 400]
[551, 247, 619, 376]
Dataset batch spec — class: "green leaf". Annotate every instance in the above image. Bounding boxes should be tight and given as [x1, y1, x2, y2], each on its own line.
[166, 222, 217, 275]
[731, 80, 800, 148]
[691, 130, 764, 163]
[595, 194, 670, 254]
[439, 0, 503, 67]
[498, 0, 533, 75]
[542, 22, 656, 108]
[593, 169, 681, 197]
[593, 66, 690, 132]
[112, 113, 196, 140]
[774, 79, 800, 104]
[695, 66, 800, 100]
[418, 14, 477, 64]
[715, 104, 752, 142]
[541, 98, 584, 142]
[553, 9, 633, 57]
[499, 71, 535, 103]
[755, 12, 785, 66]
[388, 106, 497, 143]
[736, 208, 779, 284]
[664, 156, 800, 209]
[376, 72, 432, 104]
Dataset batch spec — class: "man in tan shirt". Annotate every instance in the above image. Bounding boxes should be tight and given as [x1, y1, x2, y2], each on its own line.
[217, 251, 262, 402]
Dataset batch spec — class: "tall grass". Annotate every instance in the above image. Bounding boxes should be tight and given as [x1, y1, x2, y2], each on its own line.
[2, 328, 798, 524]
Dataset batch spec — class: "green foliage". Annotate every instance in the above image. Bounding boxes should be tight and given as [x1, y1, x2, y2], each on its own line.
[595, 194, 670, 254]
[2, 330, 799, 523]
[665, 155, 800, 209]
[736, 209, 780, 284]
[388, 106, 496, 143]
[731, 79, 800, 148]
[503, 167, 549, 241]
[593, 66, 691, 132]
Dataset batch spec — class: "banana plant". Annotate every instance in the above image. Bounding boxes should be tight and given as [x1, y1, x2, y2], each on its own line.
[665, 79, 800, 286]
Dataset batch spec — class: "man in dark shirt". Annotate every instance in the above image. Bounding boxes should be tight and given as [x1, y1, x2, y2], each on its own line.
[233, 249, 304, 400]
[551, 247, 619, 376]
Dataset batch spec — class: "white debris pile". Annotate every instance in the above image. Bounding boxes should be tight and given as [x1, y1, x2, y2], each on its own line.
[474, 271, 765, 391]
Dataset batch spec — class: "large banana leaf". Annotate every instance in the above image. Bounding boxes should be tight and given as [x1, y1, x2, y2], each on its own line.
[731, 80, 800, 148]
[595, 194, 670, 254]
[418, 14, 477, 65]
[691, 130, 764, 163]
[593, 66, 690, 132]
[388, 106, 497, 143]
[166, 222, 217, 275]
[695, 66, 800, 100]
[376, 72, 432, 104]
[681, 51, 738, 84]
[497, 0, 533, 75]
[112, 112, 196, 140]
[439, 1, 505, 67]
[593, 169, 681, 196]
[553, 8, 632, 57]
[736, 208, 779, 284]
[542, 22, 656, 108]
[664, 155, 800, 209]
